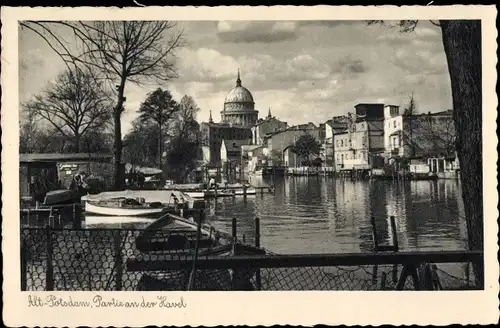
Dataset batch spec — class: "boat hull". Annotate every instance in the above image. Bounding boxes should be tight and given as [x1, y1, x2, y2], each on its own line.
[81, 189, 195, 209]
[84, 215, 156, 226]
[85, 201, 166, 217]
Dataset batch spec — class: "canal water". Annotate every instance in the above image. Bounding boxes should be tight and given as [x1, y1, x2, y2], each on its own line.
[204, 176, 468, 254]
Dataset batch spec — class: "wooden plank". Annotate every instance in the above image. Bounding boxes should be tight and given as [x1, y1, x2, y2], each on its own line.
[127, 250, 483, 272]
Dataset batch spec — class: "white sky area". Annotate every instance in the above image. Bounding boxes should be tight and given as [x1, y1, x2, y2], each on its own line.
[19, 20, 451, 136]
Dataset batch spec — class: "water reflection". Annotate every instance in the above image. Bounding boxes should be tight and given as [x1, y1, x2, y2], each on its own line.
[205, 177, 467, 254]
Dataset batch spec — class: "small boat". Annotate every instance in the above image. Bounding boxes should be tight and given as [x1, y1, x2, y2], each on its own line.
[85, 197, 170, 217]
[81, 189, 194, 209]
[43, 189, 79, 206]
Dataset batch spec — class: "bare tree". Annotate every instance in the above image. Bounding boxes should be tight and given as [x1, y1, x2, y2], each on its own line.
[23, 68, 111, 152]
[368, 20, 483, 287]
[21, 21, 185, 189]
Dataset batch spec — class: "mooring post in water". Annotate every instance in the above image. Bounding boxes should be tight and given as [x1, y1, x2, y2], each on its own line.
[114, 231, 123, 291]
[390, 216, 399, 251]
[370, 217, 379, 251]
[370, 217, 379, 284]
[232, 217, 237, 250]
[255, 217, 262, 291]
[389, 215, 399, 282]
[45, 226, 54, 291]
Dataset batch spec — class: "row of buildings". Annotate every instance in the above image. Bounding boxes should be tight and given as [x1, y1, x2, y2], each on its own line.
[199, 71, 457, 175]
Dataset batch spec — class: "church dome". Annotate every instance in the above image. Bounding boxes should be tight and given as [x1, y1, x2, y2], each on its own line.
[224, 71, 254, 111]
[225, 85, 254, 104]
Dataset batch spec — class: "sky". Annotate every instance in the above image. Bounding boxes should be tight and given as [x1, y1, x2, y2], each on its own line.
[19, 20, 452, 136]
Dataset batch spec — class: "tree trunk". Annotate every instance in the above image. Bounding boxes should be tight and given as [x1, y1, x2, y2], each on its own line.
[74, 133, 80, 153]
[440, 20, 483, 287]
[113, 80, 126, 190]
[158, 122, 163, 169]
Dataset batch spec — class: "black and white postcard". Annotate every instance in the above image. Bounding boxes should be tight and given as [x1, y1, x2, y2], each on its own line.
[1, 5, 498, 326]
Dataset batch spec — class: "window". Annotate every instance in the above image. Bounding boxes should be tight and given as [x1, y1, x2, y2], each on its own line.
[393, 120, 396, 128]
[341, 154, 344, 161]
[341, 140, 343, 147]
[336, 140, 339, 147]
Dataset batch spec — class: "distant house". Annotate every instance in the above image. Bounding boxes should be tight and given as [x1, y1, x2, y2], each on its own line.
[220, 139, 249, 165]
[251, 109, 288, 145]
[324, 116, 348, 167]
[384, 105, 456, 158]
[241, 145, 265, 172]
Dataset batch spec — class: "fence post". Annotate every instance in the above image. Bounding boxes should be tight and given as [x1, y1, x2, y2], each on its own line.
[114, 230, 123, 291]
[73, 204, 82, 229]
[187, 216, 203, 291]
[232, 217, 237, 247]
[45, 226, 54, 291]
[255, 217, 262, 291]
[21, 239, 28, 291]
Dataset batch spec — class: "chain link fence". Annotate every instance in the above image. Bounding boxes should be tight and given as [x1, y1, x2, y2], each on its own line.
[21, 227, 481, 291]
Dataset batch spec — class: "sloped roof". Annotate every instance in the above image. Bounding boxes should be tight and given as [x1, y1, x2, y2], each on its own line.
[20, 153, 112, 163]
[241, 145, 263, 152]
[222, 139, 249, 152]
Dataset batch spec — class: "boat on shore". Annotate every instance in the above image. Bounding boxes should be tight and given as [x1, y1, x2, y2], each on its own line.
[85, 197, 170, 217]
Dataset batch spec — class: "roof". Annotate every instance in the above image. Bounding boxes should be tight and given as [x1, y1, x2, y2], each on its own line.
[20, 153, 113, 163]
[325, 119, 348, 129]
[241, 145, 263, 152]
[222, 139, 249, 152]
[354, 103, 385, 107]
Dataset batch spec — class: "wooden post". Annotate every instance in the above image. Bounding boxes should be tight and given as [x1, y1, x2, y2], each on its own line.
[232, 217, 237, 244]
[114, 231, 123, 291]
[255, 217, 262, 291]
[243, 184, 247, 198]
[380, 272, 387, 290]
[390, 216, 399, 251]
[21, 239, 28, 291]
[45, 227, 54, 291]
[370, 217, 379, 251]
[255, 217, 261, 248]
[371, 216, 379, 284]
[187, 216, 203, 291]
[73, 204, 82, 229]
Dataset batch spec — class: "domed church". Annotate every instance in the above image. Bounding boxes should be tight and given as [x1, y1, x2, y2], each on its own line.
[220, 70, 259, 127]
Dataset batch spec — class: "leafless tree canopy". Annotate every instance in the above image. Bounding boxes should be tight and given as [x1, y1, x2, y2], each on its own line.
[23, 68, 112, 152]
[21, 20, 185, 187]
